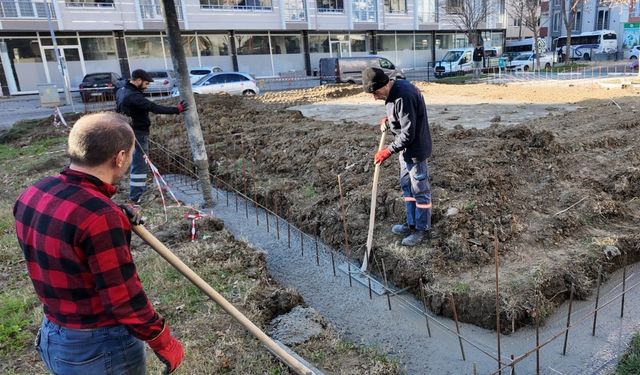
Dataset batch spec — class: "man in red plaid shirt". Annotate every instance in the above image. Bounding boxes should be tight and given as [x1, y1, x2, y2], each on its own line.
[14, 112, 184, 374]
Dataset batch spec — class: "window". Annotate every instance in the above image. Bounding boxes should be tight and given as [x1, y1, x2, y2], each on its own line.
[552, 11, 560, 32]
[352, 0, 376, 22]
[236, 35, 270, 55]
[415, 34, 432, 50]
[199, 0, 272, 11]
[416, 0, 436, 22]
[126, 36, 164, 58]
[66, 0, 114, 8]
[596, 9, 609, 30]
[385, 0, 406, 13]
[317, 0, 343, 12]
[379, 58, 394, 69]
[309, 34, 330, 53]
[80, 38, 117, 60]
[284, 0, 305, 20]
[513, 18, 522, 27]
[197, 35, 229, 56]
[270, 35, 302, 54]
[376, 34, 396, 51]
[350, 34, 368, 52]
[445, 0, 463, 14]
[571, 11, 581, 32]
[0, 0, 56, 17]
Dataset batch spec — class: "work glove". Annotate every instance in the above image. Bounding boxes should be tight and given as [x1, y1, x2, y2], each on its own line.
[119, 204, 145, 226]
[374, 148, 392, 165]
[147, 323, 185, 374]
[177, 100, 188, 113]
[379, 116, 390, 132]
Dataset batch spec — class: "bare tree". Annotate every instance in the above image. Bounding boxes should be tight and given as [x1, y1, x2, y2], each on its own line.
[509, 0, 548, 70]
[507, 0, 526, 39]
[443, 0, 493, 47]
[559, 0, 582, 63]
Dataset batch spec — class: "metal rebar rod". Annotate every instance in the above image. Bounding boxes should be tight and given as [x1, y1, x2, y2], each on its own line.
[252, 162, 259, 226]
[621, 253, 627, 318]
[419, 278, 432, 338]
[562, 284, 574, 356]
[347, 262, 353, 287]
[494, 229, 502, 372]
[510, 354, 515, 375]
[331, 251, 336, 276]
[592, 266, 602, 336]
[368, 276, 372, 299]
[275, 200, 280, 240]
[300, 230, 304, 257]
[382, 258, 391, 310]
[287, 210, 291, 248]
[265, 201, 270, 232]
[450, 294, 466, 361]
[315, 236, 319, 266]
[235, 190, 238, 212]
[535, 307, 540, 375]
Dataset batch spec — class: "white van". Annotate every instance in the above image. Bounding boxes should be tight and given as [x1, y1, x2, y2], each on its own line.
[434, 48, 474, 77]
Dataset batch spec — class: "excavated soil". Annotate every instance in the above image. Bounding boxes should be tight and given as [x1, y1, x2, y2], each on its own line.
[150, 82, 640, 333]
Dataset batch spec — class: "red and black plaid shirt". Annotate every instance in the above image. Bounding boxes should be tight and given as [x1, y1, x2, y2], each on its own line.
[13, 167, 164, 341]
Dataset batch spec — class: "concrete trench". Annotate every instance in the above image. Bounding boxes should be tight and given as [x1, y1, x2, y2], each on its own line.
[163, 174, 640, 375]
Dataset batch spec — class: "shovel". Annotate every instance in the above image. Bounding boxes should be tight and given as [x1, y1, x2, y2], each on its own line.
[360, 128, 386, 272]
[131, 224, 318, 375]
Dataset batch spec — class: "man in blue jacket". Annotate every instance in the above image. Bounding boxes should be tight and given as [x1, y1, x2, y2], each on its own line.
[363, 67, 433, 246]
[116, 69, 188, 203]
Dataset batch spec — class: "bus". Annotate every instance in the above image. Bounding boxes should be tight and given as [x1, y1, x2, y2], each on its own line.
[505, 38, 548, 61]
[552, 30, 617, 61]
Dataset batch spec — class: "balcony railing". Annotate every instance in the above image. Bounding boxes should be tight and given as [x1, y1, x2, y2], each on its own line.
[139, 0, 183, 20]
[199, 0, 272, 11]
[283, 5, 305, 21]
[65, 0, 115, 8]
[0, 0, 55, 18]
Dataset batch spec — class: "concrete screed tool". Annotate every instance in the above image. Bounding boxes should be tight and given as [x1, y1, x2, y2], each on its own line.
[131, 223, 322, 375]
[361, 128, 387, 272]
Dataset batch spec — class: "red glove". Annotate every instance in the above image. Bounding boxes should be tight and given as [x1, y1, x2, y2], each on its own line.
[177, 100, 188, 113]
[147, 323, 184, 374]
[374, 148, 392, 164]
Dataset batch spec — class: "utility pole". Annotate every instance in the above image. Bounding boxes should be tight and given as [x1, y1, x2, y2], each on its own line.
[160, 0, 214, 207]
[45, 0, 74, 110]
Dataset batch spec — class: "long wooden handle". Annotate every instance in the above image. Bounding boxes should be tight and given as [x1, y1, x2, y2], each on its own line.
[361, 131, 386, 272]
[132, 225, 315, 375]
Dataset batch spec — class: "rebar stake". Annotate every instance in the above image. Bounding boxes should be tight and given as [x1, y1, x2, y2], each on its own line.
[535, 307, 540, 375]
[562, 284, 574, 356]
[337, 174, 352, 287]
[331, 251, 336, 277]
[235, 190, 238, 212]
[621, 253, 627, 318]
[419, 278, 432, 338]
[382, 258, 391, 310]
[275, 200, 280, 240]
[226, 188, 229, 206]
[450, 293, 466, 361]
[510, 354, 515, 375]
[287, 208, 291, 249]
[265, 203, 270, 233]
[315, 236, 320, 266]
[300, 230, 304, 257]
[252, 161, 259, 226]
[368, 277, 372, 299]
[592, 266, 602, 336]
[494, 228, 502, 373]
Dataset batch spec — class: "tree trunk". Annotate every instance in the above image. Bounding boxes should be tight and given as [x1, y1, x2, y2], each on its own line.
[161, 0, 214, 208]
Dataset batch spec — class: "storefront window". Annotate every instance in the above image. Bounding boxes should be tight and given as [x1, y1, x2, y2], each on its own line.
[126, 36, 164, 58]
[236, 35, 270, 55]
[270, 35, 301, 54]
[376, 34, 396, 51]
[396, 34, 413, 50]
[198, 35, 229, 56]
[309, 34, 330, 53]
[80, 37, 117, 60]
[415, 33, 432, 50]
[350, 33, 368, 52]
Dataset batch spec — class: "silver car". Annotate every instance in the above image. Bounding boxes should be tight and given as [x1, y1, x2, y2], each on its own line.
[145, 70, 176, 95]
[171, 72, 259, 97]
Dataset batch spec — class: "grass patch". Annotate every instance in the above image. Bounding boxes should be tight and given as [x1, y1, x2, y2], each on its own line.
[0, 291, 38, 355]
[617, 333, 640, 374]
[434, 74, 486, 84]
[0, 137, 66, 161]
[549, 63, 588, 72]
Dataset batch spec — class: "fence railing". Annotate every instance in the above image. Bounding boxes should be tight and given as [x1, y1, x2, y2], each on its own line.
[65, 0, 115, 8]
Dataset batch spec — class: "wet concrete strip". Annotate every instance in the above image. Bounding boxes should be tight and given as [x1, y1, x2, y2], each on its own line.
[162, 174, 640, 375]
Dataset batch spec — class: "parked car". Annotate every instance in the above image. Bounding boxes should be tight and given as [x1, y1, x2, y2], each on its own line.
[145, 70, 177, 95]
[79, 72, 124, 103]
[189, 66, 223, 84]
[319, 56, 404, 85]
[434, 48, 474, 77]
[506, 53, 553, 72]
[630, 45, 640, 60]
[171, 72, 259, 97]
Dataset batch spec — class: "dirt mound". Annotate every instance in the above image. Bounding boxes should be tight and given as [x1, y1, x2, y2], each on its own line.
[150, 85, 640, 332]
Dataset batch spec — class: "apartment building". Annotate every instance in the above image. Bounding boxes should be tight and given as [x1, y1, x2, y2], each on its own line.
[0, 0, 506, 95]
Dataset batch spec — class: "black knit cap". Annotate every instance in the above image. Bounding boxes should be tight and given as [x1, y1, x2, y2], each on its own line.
[362, 67, 389, 93]
[131, 69, 154, 83]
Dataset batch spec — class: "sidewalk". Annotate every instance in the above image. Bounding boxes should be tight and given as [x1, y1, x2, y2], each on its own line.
[0, 94, 84, 131]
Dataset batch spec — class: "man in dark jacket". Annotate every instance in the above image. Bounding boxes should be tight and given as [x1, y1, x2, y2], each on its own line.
[363, 67, 433, 246]
[116, 69, 188, 203]
[473, 45, 484, 77]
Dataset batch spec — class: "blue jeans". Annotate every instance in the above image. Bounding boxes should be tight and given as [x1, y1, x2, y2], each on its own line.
[399, 157, 432, 231]
[36, 316, 146, 375]
[130, 132, 149, 201]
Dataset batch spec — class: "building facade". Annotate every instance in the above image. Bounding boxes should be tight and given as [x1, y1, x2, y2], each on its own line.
[0, 0, 506, 95]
